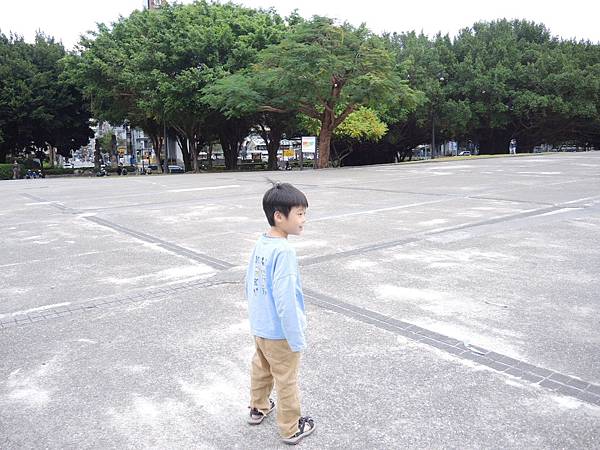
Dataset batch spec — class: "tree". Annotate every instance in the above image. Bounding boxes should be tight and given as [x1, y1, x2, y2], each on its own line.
[251, 16, 412, 168]
[98, 130, 116, 157]
[382, 20, 600, 157]
[301, 107, 388, 166]
[447, 19, 581, 154]
[69, 1, 286, 172]
[204, 70, 301, 170]
[0, 32, 93, 163]
[381, 31, 468, 160]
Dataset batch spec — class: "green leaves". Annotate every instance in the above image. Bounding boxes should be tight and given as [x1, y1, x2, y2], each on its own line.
[0, 33, 93, 162]
[335, 107, 388, 141]
[4, 7, 600, 167]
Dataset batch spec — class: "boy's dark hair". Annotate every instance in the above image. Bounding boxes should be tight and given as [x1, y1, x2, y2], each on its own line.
[262, 181, 308, 226]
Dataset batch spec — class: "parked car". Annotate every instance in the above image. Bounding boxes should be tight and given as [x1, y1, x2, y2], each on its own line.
[168, 165, 185, 173]
[458, 151, 471, 156]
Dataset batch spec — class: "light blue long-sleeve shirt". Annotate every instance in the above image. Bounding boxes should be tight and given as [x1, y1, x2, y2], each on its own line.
[245, 234, 306, 352]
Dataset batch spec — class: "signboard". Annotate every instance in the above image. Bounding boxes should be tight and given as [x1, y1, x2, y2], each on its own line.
[283, 149, 295, 158]
[117, 146, 127, 155]
[301, 136, 316, 153]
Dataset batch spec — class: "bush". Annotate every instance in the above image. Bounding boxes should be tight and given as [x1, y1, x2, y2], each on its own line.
[290, 160, 314, 168]
[0, 164, 18, 180]
[43, 167, 75, 175]
[106, 165, 136, 174]
[239, 161, 267, 171]
[0, 160, 42, 179]
[18, 159, 41, 170]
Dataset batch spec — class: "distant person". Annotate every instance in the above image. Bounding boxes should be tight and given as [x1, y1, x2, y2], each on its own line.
[12, 160, 20, 179]
[245, 181, 315, 445]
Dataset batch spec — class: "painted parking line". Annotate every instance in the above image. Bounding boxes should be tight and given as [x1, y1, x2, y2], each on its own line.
[310, 199, 450, 222]
[167, 184, 240, 193]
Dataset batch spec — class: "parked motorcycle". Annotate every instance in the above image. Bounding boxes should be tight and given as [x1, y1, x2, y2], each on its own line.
[96, 165, 109, 177]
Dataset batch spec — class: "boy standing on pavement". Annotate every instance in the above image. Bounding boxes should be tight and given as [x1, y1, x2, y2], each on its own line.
[245, 181, 315, 445]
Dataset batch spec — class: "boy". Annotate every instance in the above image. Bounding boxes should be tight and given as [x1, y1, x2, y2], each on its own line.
[245, 181, 315, 445]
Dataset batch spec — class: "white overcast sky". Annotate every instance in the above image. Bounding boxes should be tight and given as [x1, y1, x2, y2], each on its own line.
[1, 0, 598, 50]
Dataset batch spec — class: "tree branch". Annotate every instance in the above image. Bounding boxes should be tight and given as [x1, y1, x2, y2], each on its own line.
[259, 105, 289, 114]
[333, 104, 356, 128]
[298, 103, 321, 119]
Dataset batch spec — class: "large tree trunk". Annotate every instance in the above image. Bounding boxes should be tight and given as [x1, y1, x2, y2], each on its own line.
[48, 145, 56, 168]
[177, 134, 191, 172]
[219, 118, 248, 170]
[220, 130, 245, 171]
[94, 140, 101, 170]
[267, 138, 279, 170]
[317, 108, 335, 169]
[148, 133, 164, 173]
[260, 126, 282, 171]
[207, 143, 213, 170]
[220, 137, 239, 170]
[190, 140, 199, 173]
[317, 127, 333, 169]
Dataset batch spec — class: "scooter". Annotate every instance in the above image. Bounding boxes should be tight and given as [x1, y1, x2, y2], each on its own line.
[96, 165, 109, 177]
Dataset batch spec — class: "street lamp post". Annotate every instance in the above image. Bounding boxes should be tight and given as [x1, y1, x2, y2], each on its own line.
[431, 115, 436, 160]
[431, 76, 445, 160]
[163, 117, 169, 175]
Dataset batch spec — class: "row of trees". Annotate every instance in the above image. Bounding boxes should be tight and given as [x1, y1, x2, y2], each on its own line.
[2, 1, 599, 169]
[0, 34, 93, 164]
[388, 21, 600, 160]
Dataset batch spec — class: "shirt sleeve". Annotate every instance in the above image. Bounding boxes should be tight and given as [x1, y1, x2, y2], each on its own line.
[272, 249, 306, 352]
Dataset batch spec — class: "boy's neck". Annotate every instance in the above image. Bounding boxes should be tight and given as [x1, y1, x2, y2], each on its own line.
[267, 226, 288, 239]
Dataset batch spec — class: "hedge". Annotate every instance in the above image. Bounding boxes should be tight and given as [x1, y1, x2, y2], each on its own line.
[0, 163, 24, 180]
[43, 167, 75, 175]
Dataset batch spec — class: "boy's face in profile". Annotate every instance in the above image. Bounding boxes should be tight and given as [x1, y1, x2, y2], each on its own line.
[274, 206, 306, 237]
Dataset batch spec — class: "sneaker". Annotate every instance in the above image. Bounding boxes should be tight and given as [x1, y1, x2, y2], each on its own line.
[247, 399, 275, 425]
[282, 416, 315, 445]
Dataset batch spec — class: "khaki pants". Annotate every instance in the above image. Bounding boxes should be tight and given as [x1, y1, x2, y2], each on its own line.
[250, 336, 301, 438]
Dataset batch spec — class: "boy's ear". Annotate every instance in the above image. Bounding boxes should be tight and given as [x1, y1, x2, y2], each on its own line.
[273, 210, 282, 223]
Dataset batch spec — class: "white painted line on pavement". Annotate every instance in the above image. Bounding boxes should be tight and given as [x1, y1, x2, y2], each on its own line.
[536, 207, 583, 217]
[310, 199, 449, 222]
[517, 171, 562, 175]
[425, 208, 540, 234]
[167, 184, 240, 193]
[25, 201, 59, 206]
[0, 302, 71, 319]
[562, 196, 600, 205]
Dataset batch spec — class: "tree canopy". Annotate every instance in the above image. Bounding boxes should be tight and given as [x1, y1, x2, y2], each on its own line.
[248, 16, 416, 168]
[0, 33, 93, 164]
[2, 7, 600, 169]
[66, 1, 286, 171]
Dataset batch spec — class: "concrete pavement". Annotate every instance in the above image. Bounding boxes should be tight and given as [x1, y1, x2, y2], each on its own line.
[1, 153, 599, 448]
